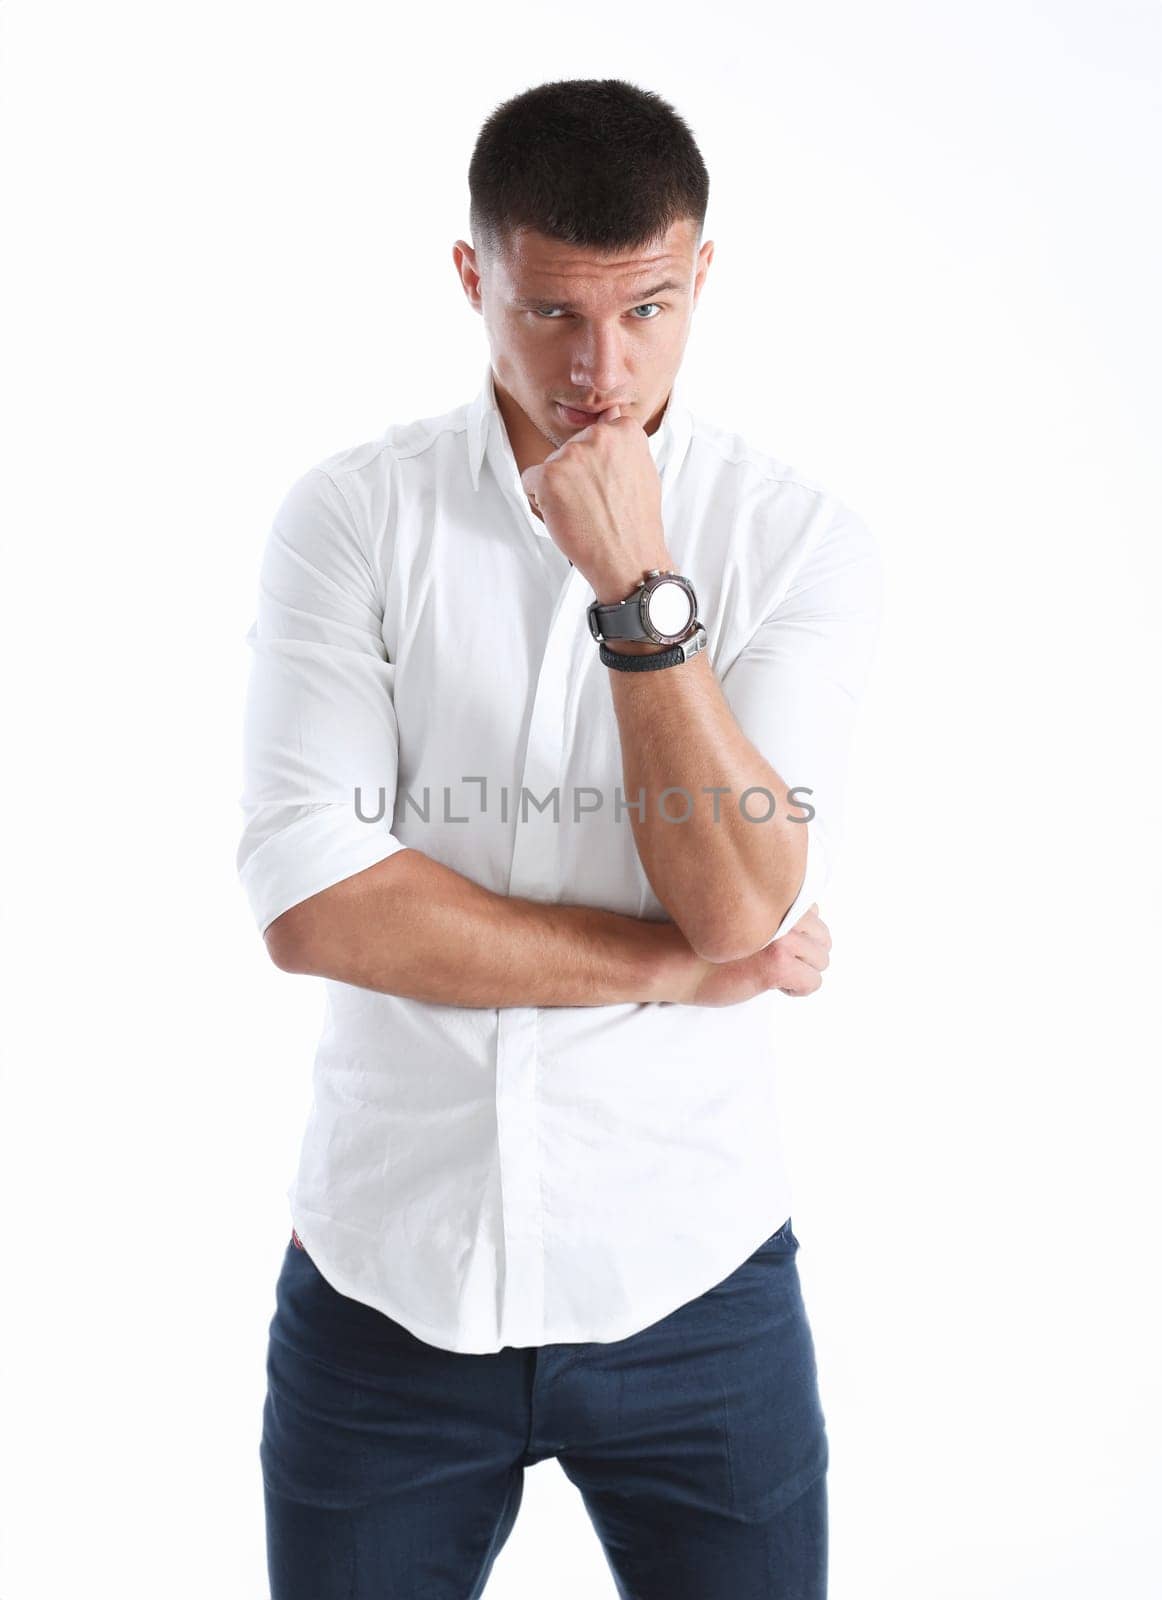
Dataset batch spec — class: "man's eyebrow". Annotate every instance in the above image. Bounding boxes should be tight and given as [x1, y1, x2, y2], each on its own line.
[514, 279, 690, 311]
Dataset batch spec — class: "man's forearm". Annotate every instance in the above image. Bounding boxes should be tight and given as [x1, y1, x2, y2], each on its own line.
[602, 640, 806, 963]
[263, 846, 706, 1007]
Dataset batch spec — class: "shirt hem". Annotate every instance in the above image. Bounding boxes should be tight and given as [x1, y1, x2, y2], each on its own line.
[287, 1189, 796, 1356]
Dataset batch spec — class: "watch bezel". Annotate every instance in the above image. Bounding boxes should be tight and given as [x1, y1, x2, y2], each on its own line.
[638, 571, 698, 644]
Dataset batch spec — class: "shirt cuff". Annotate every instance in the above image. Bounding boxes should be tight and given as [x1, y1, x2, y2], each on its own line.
[239, 806, 411, 936]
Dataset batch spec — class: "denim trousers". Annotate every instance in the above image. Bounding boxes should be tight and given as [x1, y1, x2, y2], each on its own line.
[260, 1217, 829, 1599]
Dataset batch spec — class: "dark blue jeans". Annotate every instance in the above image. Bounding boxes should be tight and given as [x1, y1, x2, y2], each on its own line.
[261, 1218, 829, 1598]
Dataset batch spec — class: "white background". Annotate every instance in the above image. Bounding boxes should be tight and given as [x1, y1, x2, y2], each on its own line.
[1, 2, 1159, 1596]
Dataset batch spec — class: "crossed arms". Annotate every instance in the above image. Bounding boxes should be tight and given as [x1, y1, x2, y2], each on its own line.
[240, 468, 883, 1009]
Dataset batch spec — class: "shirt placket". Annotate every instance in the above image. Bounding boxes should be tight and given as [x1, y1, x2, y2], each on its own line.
[493, 558, 589, 1346]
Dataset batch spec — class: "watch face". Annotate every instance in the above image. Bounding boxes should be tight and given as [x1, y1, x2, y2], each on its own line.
[645, 579, 695, 641]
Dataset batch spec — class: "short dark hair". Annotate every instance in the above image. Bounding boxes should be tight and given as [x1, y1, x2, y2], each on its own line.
[468, 78, 709, 264]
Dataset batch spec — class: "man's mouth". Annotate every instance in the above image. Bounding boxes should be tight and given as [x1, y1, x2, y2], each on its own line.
[556, 401, 624, 425]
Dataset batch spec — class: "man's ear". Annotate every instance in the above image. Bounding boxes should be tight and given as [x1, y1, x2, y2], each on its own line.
[692, 238, 714, 308]
[451, 240, 483, 313]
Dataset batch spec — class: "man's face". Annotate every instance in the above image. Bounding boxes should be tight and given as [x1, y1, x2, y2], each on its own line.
[453, 219, 713, 462]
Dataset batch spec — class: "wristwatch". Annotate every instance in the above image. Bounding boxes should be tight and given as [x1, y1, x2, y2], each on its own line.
[587, 569, 698, 645]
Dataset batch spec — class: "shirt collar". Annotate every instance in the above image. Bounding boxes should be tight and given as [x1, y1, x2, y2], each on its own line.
[466, 360, 694, 538]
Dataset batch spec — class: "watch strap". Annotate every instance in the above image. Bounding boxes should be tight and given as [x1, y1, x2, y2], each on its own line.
[593, 600, 648, 640]
[600, 623, 708, 672]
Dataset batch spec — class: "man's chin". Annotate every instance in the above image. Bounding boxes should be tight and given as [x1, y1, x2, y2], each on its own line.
[535, 415, 569, 448]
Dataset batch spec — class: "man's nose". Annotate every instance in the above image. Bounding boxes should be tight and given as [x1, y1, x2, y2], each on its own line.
[569, 326, 630, 396]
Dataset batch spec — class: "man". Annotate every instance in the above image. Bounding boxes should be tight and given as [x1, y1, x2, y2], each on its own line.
[239, 77, 884, 1600]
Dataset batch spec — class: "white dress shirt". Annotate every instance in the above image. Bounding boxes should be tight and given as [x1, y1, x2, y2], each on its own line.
[238, 359, 884, 1354]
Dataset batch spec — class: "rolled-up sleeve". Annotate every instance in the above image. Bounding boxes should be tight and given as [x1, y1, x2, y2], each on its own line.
[718, 504, 885, 946]
[236, 465, 410, 937]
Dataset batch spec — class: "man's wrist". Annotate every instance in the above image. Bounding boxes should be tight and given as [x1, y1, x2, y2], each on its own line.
[587, 547, 677, 607]
[587, 550, 688, 653]
[644, 920, 710, 1003]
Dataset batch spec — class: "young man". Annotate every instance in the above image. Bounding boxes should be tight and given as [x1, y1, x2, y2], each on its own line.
[239, 77, 884, 1600]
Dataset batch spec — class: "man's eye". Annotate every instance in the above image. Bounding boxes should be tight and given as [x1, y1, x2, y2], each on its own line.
[533, 304, 663, 320]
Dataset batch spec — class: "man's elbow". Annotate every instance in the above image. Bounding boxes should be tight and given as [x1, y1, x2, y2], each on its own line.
[684, 862, 805, 964]
[701, 835, 810, 962]
[259, 852, 413, 975]
[263, 905, 316, 974]
[682, 899, 790, 966]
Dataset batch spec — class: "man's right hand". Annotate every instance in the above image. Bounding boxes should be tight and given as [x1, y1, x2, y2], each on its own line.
[681, 904, 831, 1006]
